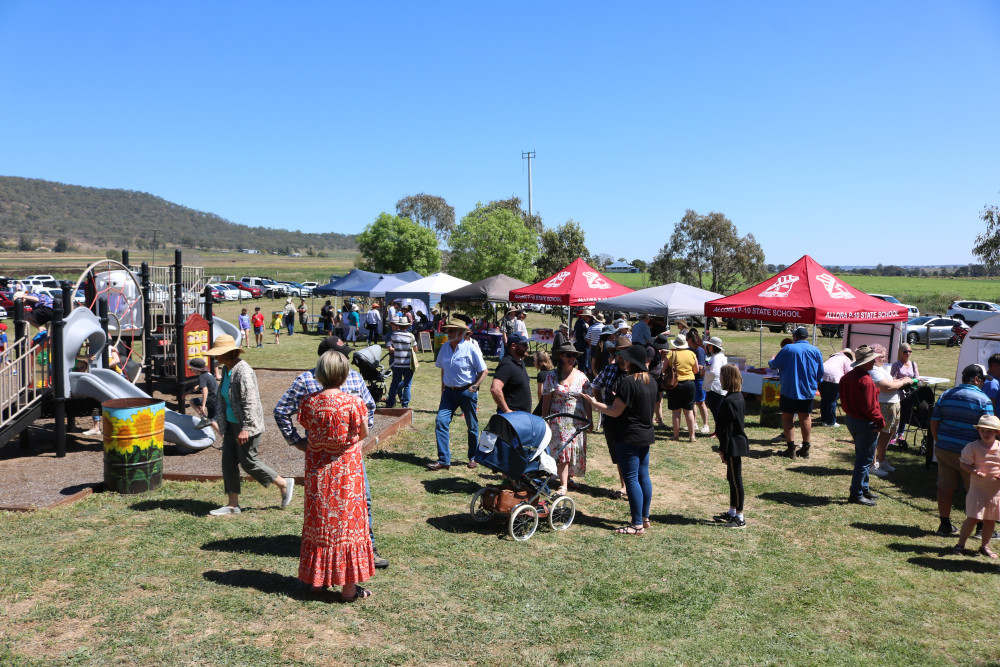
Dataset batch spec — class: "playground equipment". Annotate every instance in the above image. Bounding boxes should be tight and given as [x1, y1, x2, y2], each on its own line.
[0, 249, 235, 456]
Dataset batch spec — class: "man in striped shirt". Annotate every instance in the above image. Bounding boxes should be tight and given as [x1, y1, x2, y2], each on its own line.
[930, 364, 994, 536]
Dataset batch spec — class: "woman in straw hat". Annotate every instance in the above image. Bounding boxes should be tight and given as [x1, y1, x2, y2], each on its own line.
[953, 414, 1000, 558]
[541, 342, 593, 495]
[205, 334, 294, 516]
[661, 334, 700, 442]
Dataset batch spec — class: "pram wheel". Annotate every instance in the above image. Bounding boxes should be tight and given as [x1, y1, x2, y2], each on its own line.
[470, 488, 495, 523]
[508, 503, 539, 541]
[547, 495, 576, 531]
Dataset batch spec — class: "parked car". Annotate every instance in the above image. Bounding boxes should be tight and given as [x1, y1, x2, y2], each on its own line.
[277, 281, 312, 297]
[24, 274, 56, 282]
[225, 281, 262, 298]
[208, 284, 238, 301]
[868, 293, 919, 318]
[905, 316, 967, 344]
[301, 281, 320, 291]
[819, 323, 844, 338]
[0, 305, 7, 319]
[0, 291, 32, 313]
[947, 300, 1000, 325]
[240, 276, 287, 297]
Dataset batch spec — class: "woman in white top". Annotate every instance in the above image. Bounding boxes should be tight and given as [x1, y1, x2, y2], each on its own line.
[703, 336, 728, 425]
[868, 343, 915, 476]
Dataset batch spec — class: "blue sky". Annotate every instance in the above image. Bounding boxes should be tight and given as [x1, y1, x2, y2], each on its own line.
[1, 2, 998, 266]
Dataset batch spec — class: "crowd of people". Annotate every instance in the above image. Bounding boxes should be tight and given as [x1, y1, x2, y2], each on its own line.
[184, 302, 1000, 603]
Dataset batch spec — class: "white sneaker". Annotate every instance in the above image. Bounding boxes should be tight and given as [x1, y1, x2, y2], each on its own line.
[82, 427, 101, 436]
[700, 425, 710, 434]
[208, 505, 241, 516]
[879, 460, 895, 473]
[281, 479, 295, 508]
[870, 465, 889, 478]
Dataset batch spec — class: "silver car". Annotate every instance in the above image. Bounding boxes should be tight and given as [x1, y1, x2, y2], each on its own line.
[905, 316, 965, 344]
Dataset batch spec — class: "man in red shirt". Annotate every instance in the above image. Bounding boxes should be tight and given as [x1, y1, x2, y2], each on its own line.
[839, 345, 885, 506]
[250, 307, 265, 348]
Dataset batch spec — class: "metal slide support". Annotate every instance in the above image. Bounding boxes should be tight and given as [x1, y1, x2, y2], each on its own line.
[60, 281, 75, 436]
[140, 262, 153, 394]
[51, 295, 66, 457]
[121, 248, 130, 270]
[98, 297, 109, 369]
[173, 250, 185, 413]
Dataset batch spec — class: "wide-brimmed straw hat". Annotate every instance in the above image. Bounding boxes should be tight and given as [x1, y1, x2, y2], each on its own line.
[552, 342, 582, 357]
[442, 321, 469, 332]
[707, 336, 725, 352]
[506, 306, 521, 315]
[977, 415, 1000, 431]
[619, 345, 649, 373]
[669, 334, 689, 350]
[593, 313, 606, 323]
[576, 307, 593, 316]
[204, 334, 243, 357]
[391, 315, 409, 327]
[558, 321, 569, 330]
[851, 345, 878, 367]
[616, 322, 631, 331]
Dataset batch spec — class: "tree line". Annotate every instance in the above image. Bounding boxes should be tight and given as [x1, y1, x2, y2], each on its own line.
[357, 194, 768, 294]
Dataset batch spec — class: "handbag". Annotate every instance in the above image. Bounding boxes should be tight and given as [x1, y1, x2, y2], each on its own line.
[409, 350, 419, 372]
[660, 351, 679, 391]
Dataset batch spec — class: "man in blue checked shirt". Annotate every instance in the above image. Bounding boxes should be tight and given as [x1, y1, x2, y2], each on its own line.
[273, 335, 388, 569]
[428, 321, 488, 471]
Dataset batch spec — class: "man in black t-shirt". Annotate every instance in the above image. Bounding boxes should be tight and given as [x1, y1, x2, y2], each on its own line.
[187, 358, 218, 429]
[490, 333, 532, 412]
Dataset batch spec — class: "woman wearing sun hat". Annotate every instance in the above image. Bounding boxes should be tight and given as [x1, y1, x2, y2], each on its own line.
[541, 342, 593, 495]
[662, 334, 699, 441]
[205, 334, 294, 516]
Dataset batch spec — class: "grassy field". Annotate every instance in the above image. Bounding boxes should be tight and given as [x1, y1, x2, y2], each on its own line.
[4, 303, 999, 665]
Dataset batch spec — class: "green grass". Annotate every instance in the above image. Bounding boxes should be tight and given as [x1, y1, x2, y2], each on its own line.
[2, 308, 993, 665]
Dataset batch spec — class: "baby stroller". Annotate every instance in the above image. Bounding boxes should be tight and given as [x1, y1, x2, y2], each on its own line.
[898, 384, 936, 457]
[352, 344, 391, 403]
[469, 411, 591, 541]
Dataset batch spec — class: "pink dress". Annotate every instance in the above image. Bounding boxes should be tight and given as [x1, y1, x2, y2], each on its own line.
[960, 439, 1000, 521]
[543, 369, 591, 476]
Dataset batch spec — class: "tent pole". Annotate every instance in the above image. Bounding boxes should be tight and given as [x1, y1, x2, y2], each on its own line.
[759, 324, 763, 367]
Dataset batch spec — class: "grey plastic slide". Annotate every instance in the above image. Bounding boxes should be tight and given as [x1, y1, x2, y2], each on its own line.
[61, 308, 217, 452]
[212, 316, 242, 347]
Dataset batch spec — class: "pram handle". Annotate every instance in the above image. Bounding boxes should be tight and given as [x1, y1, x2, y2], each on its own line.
[543, 413, 593, 459]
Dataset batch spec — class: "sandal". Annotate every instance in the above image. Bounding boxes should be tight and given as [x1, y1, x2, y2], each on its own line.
[951, 543, 966, 556]
[979, 546, 999, 559]
[643, 518, 650, 530]
[614, 525, 645, 536]
[341, 585, 373, 602]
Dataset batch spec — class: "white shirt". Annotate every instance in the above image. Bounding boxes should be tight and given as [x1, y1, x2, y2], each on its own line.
[869, 365, 899, 404]
[704, 353, 728, 395]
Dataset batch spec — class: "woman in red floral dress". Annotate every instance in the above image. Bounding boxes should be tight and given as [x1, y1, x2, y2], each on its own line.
[296, 350, 375, 601]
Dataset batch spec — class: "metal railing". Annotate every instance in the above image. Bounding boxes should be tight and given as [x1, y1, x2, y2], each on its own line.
[0, 336, 50, 429]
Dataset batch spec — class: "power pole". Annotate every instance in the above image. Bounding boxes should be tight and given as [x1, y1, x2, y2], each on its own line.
[151, 229, 160, 267]
[522, 151, 535, 216]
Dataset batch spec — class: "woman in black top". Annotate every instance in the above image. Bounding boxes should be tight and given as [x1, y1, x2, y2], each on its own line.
[715, 364, 749, 528]
[580, 344, 658, 535]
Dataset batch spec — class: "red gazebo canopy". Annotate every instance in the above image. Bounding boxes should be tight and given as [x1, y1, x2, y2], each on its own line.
[704, 255, 908, 324]
[509, 258, 634, 307]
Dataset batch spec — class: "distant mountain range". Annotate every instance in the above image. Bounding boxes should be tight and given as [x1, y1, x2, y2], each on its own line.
[0, 176, 357, 253]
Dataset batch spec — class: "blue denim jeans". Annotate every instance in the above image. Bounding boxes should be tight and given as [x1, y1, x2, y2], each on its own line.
[387, 366, 414, 408]
[614, 442, 652, 526]
[819, 381, 840, 426]
[846, 415, 878, 498]
[285, 317, 294, 336]
[435, 387, 479, 465]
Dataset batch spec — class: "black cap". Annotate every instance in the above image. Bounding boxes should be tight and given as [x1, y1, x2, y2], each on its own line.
[507, 333, 528, 346]
[317, 336, 350, 357]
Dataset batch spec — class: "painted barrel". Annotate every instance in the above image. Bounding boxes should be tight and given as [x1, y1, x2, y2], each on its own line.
[760, 377, 783, 428]
[102, 398, 166, 494]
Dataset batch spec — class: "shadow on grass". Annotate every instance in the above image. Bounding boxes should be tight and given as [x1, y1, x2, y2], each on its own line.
[886, 542, 954, 556]
[421, 477, 480, 495]
[201, 534, 301, 558]
[130, 498, 219, 515]
[572, 510, 624, 531]
[757, 491, 832, 507]
[851, 522, 933, 538]
[203, 569, 340, 602]
[647, 512, 701, 526]
[369, 450, 433, 468]
[906, 556, 1000, 574]
[789, 465, 850, 477]
[425, 513, 507, 537]
[744, 448, 776, 460]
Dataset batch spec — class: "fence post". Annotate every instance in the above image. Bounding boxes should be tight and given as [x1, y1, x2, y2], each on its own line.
[51, 295, 66, 457]
[174, 249, 185, 413]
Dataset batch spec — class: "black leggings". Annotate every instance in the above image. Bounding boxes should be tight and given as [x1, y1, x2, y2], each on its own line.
[726, 455, 744, 512]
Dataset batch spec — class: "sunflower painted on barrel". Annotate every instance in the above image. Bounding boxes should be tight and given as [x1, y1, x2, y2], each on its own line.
[102, 398, 166, 494]
[760, 377, 783, 428]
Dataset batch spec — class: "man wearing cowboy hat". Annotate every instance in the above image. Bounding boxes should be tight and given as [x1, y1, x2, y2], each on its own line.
[768, 326, 825, 458]
[273, 336, 388, 568]
[491, 332, 532, 414]
[429, 320, 489, 470]
[498, 306, 520, 360]
[386, 315, 418, 409]
[839, 345, 886, 506]
[930, 363, 996, 536]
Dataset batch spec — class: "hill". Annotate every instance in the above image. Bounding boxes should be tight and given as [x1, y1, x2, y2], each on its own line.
[0, 176, 357, 254]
